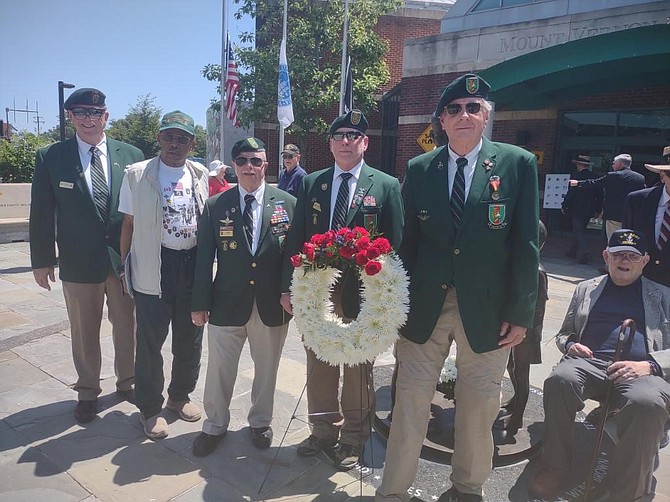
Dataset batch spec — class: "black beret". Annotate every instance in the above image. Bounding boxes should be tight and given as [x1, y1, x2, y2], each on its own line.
[329, 109, 368, 135]
[64, 88, 106, 110]
[231, 137, 266, 159]
[435, 74, 490, 116]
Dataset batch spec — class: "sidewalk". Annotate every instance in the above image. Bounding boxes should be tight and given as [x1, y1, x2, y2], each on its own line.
[0, 241, 667, 501]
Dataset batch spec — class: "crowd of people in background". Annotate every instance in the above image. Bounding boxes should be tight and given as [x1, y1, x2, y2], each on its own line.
[28, 77, 670, 502]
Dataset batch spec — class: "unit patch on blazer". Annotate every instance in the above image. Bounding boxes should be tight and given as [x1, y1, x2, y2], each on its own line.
[417, 209, 430, 221]
[488, 204, 507, 229]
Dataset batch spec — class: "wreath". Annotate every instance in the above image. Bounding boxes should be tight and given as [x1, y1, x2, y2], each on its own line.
[290, 226, 409, 365]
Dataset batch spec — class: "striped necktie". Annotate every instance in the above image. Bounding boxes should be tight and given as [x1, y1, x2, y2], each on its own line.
[658, 202, 670, 251]
[243, 193, 255, 249]
[331, 172, 352, 230]
[89, 146, 109, 221]
[450, 157, 467, 229]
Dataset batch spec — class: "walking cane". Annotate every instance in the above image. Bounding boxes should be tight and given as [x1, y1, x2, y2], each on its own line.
[583, 318, 636, 501]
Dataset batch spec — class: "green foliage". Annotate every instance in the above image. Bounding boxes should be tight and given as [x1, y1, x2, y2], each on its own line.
[107, 94, 162, 158]
[193, 124, 207, 158]
[41, 122, 76, 143]
[0, 132, 50, 183]
[202, 0, 401, 135]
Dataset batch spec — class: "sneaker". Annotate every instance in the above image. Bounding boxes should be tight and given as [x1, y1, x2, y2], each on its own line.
[74, 400, 97, 424]
[250, 426, 273, 449]
[323, 443, 362, 471]
[140, 413, 169, 440]
[166, 398, 202, 422]
[528, 466, 568, 500]
[437, 486, 483, 501]
[192, 431, 226, 457]
[296, 434, 337, 457]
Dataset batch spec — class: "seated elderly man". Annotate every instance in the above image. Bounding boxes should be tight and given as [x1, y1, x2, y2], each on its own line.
[529, 229, 670, 502]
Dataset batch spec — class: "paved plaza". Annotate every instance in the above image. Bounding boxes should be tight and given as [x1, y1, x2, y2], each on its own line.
[0, 240, 668, 501]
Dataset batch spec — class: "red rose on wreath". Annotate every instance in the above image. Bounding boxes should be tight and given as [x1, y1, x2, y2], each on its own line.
[364, 260, 382, 276]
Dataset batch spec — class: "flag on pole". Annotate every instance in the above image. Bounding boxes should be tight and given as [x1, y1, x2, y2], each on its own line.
[343, 56, 353, 113]
[277, 37, 294, 129]
[224, 33, 240, 127]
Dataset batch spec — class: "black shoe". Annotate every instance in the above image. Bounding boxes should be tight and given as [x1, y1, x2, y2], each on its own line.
[437, 486, 483, 502]
[74, 400, 97, 424]
[250, 426, 273, 449]
[192, 431, 226, 457]
[116, 388, 135, 404]
[323, 443, 362, 471]
[296, 434, 337, 457]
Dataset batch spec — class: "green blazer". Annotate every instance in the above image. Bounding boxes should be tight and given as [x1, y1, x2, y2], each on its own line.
[281, 163, 404, 318]
[191, 184, 296, 327]
[29, 137, 144, 283]
[399, 138, 539, 353]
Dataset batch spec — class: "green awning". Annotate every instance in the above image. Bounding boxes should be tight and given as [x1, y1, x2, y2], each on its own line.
[479, 24, 670, 110]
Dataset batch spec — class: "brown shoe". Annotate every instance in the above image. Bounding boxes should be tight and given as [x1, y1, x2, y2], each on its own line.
[140, 413, 169, 440]
[166, 398, 202, 422]
[528, 466, 568, 500]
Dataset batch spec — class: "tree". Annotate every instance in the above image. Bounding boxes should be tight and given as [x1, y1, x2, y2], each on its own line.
[202, 0, 402, 135]
[0, 132, 50, 183]
[193, 124, 207, 159]
[107, 94, 162, 158]
[41, 122, 76, 143]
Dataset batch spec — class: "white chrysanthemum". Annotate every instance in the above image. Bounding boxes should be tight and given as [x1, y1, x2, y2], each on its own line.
[291, 253, 409, 365]
[439, 351, 458, 383]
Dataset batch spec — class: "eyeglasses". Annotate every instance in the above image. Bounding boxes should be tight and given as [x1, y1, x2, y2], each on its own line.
[609, 251, 643, 263]
[160, 133, 192, 145]
[444, 102, 482, 116]
[234, 156, 265, 167]
[282, 153, 295, 160]
[330, 131, 364, 141]
[70, 108, 106, 119]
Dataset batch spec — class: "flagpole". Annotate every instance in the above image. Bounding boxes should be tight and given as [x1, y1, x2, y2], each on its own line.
[220, 0, 228, 162]
[339, 0, 350, 115]
[278, 0, 289, 173]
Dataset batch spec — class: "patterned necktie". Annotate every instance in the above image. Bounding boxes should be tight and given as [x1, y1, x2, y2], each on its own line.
[450, 157, 467, 229]
[658, 202, 670, 251]
[331, 172, 353, 230]
[89, 146, 109, 221]
[243, 193, 255, 249]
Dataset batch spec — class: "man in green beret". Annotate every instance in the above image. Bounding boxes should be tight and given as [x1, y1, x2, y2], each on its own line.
[190, 137, 296, 456]
[119, 111, 209, 439]
[30, 87, 144, 424]
[280, 109, 404, 471]
[376, 74, 539, 501]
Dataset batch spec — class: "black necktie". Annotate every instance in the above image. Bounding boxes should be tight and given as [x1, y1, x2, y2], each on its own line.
[450, 157, 467, 230]
[243, 193, 255, 249]
[89, 146, 109, 221]
[331, 172, 353, 230]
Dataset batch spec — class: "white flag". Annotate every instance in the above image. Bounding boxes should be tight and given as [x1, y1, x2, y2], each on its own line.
[277, 38, 294, 129]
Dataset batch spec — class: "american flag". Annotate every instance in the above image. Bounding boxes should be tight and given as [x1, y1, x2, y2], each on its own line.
[224, 34, 240, 127]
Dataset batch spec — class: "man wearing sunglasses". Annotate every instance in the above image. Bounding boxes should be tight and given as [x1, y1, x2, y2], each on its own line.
[529, 229, 670, 502]
[377, 74, 539, 502]
[30, 88, 144, 424]
[190, 137, 296, 456]
[119, 111, 209, 439]
[278, 143, 306, 197]
[280, 109, 403, 471]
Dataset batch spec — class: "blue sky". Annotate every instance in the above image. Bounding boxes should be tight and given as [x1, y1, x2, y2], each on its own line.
[1, 0, 252, 133]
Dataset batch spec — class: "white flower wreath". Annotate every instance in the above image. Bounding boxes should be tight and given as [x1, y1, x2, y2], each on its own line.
[291, 253, 409, 366]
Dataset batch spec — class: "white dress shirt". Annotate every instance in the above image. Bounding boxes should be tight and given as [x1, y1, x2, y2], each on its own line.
[239, 183, 266, 255]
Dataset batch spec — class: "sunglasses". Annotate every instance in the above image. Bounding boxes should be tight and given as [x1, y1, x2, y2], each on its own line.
[70, 108, 106, 119]
[444, 102, 482, 116]
[282, 153, 295, 160]
[330, 131, 364, 141]
[609, 251, 643, 263]
[234, 156, 264, 167]
[160, 133, 192, 145]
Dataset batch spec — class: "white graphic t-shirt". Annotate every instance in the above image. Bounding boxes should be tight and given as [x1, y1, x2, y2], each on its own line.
[158, 162, 198, 250]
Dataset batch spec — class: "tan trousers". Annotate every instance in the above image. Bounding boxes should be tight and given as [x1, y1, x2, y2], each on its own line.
[376, 288, 510, 501]
[202, 302, 288, 435]
[606, 220, 622, 240]
[62, 272, 135, 401]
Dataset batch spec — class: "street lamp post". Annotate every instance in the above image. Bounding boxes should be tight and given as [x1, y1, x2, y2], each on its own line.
[58, 81, 75, 141]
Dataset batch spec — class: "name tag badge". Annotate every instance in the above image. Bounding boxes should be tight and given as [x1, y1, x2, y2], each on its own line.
[219, 225, 234, 238]
[59, 181, 74, 189]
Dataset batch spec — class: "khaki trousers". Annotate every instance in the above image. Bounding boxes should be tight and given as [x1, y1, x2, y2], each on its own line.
[376, 288, 510, 501]
[202, 302, 288, 435]
[62, 272, 135, 401]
